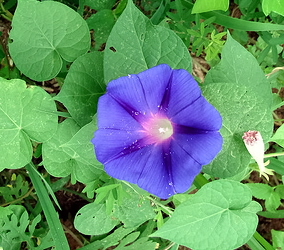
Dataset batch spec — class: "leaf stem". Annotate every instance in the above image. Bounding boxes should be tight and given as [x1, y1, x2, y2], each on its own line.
[146, 196, 174, 215]
[0, 2, 13, 21]
[264, 151, 284, 158]
[193, 173, 209, 189]
[0, 187, 34, 207]
[162, 242, 176, 250]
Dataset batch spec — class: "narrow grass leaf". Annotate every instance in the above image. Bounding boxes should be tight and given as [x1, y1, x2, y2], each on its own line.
[26, 163, 69, 250]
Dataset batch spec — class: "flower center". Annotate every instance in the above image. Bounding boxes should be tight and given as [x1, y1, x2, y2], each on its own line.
[146, 118, 173, 141]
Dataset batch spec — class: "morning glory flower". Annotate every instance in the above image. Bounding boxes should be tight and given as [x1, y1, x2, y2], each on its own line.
[92, 64, 222, 199]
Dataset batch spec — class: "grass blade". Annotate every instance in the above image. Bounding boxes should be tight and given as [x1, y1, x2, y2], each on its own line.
[26, 162, 70, 250]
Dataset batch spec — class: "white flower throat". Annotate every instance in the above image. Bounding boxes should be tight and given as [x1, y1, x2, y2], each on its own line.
[148, 118, 173, 141]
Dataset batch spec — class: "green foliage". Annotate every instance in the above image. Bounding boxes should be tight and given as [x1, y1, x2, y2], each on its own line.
[262, 0, 284, 16]
[104, 0, 192, 83]
[246, 183, 284, 212]
[152, 180, 261, 250]
[0, 78, 57, 171]
[1, 0, 284, 249]
[86, 10, 116, 51]
[114, 232, 156, 250]
[82, 0, 116, 11]
[0, 205, 54, 249]
[74, 203, 119, 235]
[42, 119, 103, 184]
[0, 174, 29, 204]
[192, 0, 229, 13]
[9, 0, 90, 81]
[56, 52, 105, 126]
[271, 123, 284, 148]
[272, 229, 284, 249]
[75, 183, 155, 235]
[202, 33, 273, 178]
[112, 185, 155, 228]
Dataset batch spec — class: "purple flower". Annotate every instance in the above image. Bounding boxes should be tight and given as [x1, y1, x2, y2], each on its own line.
[92, 64, 222, 199]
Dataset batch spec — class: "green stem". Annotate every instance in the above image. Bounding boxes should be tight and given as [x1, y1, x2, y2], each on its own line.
[274, 118, 284, 122]
[146, 196, 174, 215]
[264, 151, 284, 158]
[193, 173, 209, 189]
[0, 3, 12, 21]
[0, 187, 34, 207]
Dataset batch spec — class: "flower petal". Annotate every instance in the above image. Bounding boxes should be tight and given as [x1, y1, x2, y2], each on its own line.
[170, 140, 202, 193]
[97, 94, 143, 131]
[106, 64, 173, 119]
[93, 129, 145, 164]
[137, 64, 172, 112]
[173, 132, 223, 165]
[166, 69, 201, 117]
[104, 144, 175, 199]
[171, 96, 222, 131]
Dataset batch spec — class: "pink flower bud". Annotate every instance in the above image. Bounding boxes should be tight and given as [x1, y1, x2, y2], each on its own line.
[242, 130, 265, 174]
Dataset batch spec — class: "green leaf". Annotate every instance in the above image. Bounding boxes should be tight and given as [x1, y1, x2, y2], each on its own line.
[74, 203, 119, 235]
[9, 0, 90, 81]
[192, 0, 229, 13]
[113, 184, 155, 228]
[0, 207, 13, 221]
[26, 163, 69, 250]
[0, 174, 29, 203]
[104, 0, 191, 83]
[270, 124, 284, 148]
[246, 183, 273, 200]
[265, 192, 281, 212]
[42, 119, 103, 184]
[151, 180, 261, 250]
[56, 52, 105, 127]
[266, 158, 284, 175]
[0, 205, 29, 250]
[205, 33, 272, 117]
[42, 118, 80, 176]
[202, 33, 273, 178]
[258, 210, 284, 218]
[83, 0, 116, 10]
[262, 0, 284, 16]
[200, 9, 284, 31]
[78, 227, 136, 250]
[275, 185, 284, 199]
[0, 78, 57, 171]
[272, 229, 284, 249]
[202, 84, 264, 177]
[0, 204, 54, 249]
[86, 10, 115, 51]
[115, 234, 156, 250]
[246, 184, 281, 212]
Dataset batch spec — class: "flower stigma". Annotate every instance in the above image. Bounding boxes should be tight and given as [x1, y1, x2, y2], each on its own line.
[144, 117, 173, 142]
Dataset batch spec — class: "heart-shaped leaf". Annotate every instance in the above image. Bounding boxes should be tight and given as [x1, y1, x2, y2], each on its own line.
[9, 0, 90, 81]
[0, 78, 57, 170]
[151, 180, 261, 250]
[55, 52, 105, 127]
[104, 0, 192, 83]
[42, 119, 103, 184]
